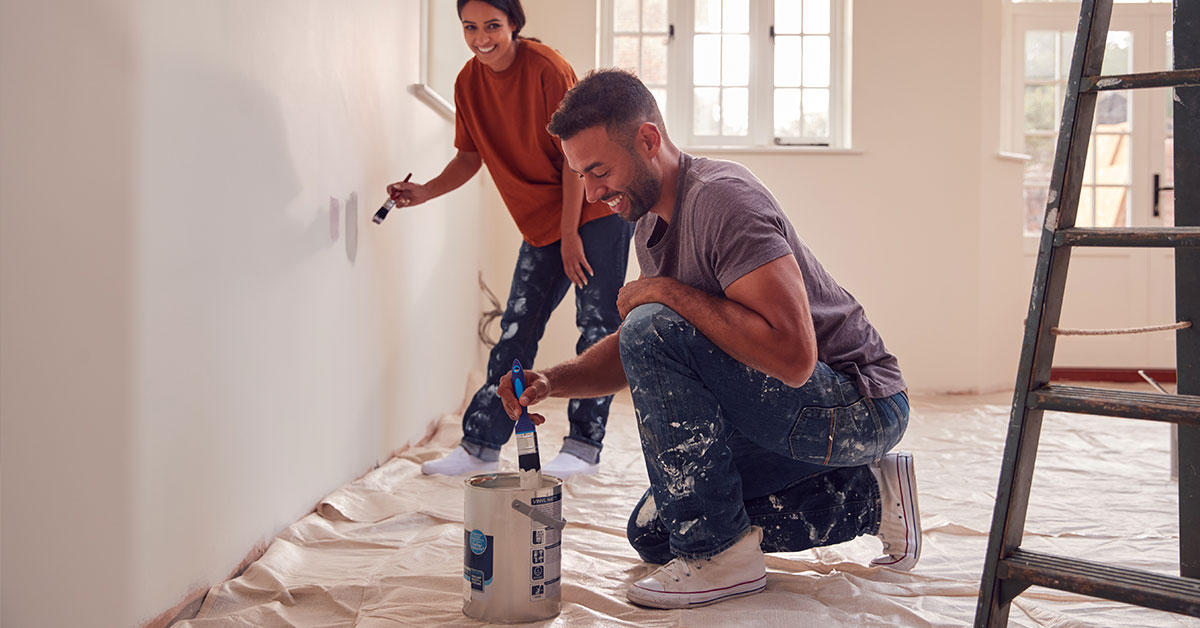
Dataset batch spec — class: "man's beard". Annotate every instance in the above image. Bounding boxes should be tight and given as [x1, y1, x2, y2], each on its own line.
[615, 154, 661, 223]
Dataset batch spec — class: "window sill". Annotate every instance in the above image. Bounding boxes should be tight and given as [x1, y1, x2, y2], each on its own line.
[996, 150, 1032, 162]
[684, 145, 864, 156]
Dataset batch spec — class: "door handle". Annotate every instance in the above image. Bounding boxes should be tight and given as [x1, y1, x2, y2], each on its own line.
[1153, 173, 1174, 218]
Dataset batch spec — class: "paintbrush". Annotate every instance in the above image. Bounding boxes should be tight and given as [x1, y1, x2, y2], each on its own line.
[510, 359, 542, 484]
[373, 173, 412, 224]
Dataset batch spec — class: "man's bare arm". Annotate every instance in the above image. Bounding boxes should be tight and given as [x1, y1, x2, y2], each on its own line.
[617, 255, 817, 387]
[497, 332, 627, 424]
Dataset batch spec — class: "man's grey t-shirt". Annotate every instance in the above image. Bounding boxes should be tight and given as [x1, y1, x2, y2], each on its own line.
[633, 153, 906, 398]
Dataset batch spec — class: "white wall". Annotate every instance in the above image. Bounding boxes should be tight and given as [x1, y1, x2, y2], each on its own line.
[496, 0, 1029, 394]
[1, 1, 483, 627]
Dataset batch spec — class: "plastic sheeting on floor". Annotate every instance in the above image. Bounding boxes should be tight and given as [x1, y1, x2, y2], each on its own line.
[174, 389, 1199, 627]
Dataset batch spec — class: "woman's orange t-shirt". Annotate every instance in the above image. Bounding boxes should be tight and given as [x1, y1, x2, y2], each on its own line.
[453, 39, 610, 247]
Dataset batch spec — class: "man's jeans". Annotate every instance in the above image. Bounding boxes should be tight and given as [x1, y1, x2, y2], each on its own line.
[460, 214, 634, 464]
[619, 303, 909, 561]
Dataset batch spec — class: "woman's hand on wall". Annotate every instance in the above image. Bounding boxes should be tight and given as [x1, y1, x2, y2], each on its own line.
[387, 179, 430, 207]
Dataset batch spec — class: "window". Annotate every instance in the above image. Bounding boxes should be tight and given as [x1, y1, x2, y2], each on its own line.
[600, 0, 849, 148]
[1020, 29, 1133, 232]
[1008, 0, 1173, 234]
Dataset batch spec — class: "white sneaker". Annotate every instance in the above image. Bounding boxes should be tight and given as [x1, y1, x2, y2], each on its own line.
[541, 451, 599, 479]
[869, 451, 922, 570]
[421, 446, 497, 476]
[626, 526, 767, 609]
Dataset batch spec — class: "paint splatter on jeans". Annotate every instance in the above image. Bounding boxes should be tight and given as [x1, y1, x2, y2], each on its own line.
[460, 215, 633, 464]
[619, 303, 908, 560]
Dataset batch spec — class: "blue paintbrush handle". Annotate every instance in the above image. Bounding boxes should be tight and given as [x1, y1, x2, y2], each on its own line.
[511, 360, 535, 434]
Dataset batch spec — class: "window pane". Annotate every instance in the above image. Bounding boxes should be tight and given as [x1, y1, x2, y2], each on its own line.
[802, 88, 829, 137]
[643, 0, 668, 32]
[1023, 135, 1056, 182]
[694, 87, 721, 135]
[614, 35, 640, 72]
[1024, 186, 1048, 234]
[1102, 31, 1132, 75]
[642, 36, 669, 83]
[803, 36, 830, 86]
[1095, 91, 1129, 129]
[775, 0, 802, 34]
[1076, 187, 1096, 228]
[1059, 31, 1075, 78]
[722, 87, 748, 136]
[1095, 186, 1128, 228]
[804, 0, 830, 34]
[696, 0, 721, 32]
[694, 35, 722, 85]
[1083, 137, 1095, 185]
[1024, 85, 1057, 131]
[775, 36, 803, 87]
[1025, 31, 1056, 80]
[615, 0, 640, 32]
[651, 88, 668, 120]
[724, 0, 750, 33]
[723, 34, 750, 86]
[1094, 134, 1130, 185]
[775, 88, 802, 137]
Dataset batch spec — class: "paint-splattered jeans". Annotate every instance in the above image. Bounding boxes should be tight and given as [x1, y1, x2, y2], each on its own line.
[460, 214, 634, 464]
[619, 303, 908, 561]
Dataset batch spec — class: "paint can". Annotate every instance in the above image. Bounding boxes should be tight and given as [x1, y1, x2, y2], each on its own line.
[463, 472, 566, 623]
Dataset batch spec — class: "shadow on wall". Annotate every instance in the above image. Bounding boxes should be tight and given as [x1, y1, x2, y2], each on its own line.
[135, 60, 345, 584]
[362, 193, 479, 452]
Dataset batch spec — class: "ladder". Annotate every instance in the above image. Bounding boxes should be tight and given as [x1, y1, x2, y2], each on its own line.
[975, 0, 1200, 624]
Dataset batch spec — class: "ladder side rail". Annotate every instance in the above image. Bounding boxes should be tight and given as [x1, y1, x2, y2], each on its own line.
[1174, 0, 1200, 580]
[975, 0, 1115, 625]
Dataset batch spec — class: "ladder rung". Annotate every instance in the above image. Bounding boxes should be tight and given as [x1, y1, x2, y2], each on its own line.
[1054, 227, 1200, 248]
[998, 549, 1200, 617]
[1028, 385, 1200, 425]
[1082, 68, 1200, 92]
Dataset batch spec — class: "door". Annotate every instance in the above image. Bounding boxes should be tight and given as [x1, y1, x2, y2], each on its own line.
[1013, 2, 1176, 371]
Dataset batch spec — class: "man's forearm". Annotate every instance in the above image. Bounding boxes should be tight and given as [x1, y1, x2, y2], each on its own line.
[645, 280, 815, 387]
[543, 332, 627, 398]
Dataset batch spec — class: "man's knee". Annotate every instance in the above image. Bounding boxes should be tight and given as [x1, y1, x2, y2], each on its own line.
[618, 303, 683, 355]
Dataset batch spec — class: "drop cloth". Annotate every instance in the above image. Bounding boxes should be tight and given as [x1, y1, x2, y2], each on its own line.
[174, 389, 1199, 627]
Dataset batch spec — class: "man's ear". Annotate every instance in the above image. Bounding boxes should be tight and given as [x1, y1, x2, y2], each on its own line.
[636, 121, 662, 159]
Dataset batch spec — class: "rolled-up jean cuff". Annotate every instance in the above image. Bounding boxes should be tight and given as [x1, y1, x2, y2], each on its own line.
[559, 437, 601, 464]
[460, 439, 501, 463]
[673, 524, 753, 560]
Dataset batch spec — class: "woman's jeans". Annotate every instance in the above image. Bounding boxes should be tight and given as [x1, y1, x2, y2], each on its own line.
[619, 303, 909, 561]
[460, 214, 634, 464]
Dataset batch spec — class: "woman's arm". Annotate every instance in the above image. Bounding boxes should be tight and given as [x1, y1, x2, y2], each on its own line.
[559, 162, 592, 287]
[387, 150, 483, 206]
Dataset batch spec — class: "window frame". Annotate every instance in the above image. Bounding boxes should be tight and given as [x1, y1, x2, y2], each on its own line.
[599, 0, 851, 150]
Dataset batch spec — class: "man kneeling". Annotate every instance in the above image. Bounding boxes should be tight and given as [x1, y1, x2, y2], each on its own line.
[498, 69, 919, 609]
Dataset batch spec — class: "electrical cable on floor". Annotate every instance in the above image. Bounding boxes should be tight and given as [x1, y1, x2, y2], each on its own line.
[478, 271, 504, 348]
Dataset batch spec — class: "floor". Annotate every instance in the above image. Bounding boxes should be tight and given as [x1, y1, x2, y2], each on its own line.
[173, 387, 1199, 627]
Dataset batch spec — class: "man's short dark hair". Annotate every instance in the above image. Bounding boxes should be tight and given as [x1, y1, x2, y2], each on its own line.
[547, 69, 666, 145]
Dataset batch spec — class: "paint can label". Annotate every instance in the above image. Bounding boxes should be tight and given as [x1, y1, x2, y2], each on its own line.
[527, 492, 562, 600]
[464, 529, 494, 592]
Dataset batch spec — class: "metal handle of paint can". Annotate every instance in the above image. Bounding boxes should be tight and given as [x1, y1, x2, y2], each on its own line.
[511, 499, 567, 531]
